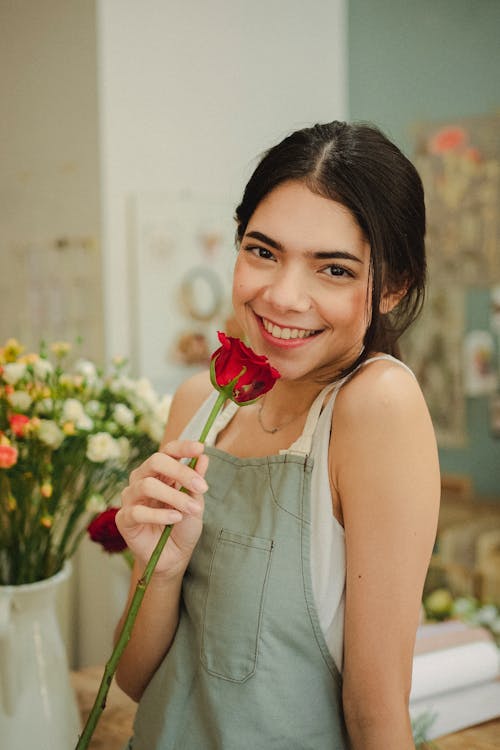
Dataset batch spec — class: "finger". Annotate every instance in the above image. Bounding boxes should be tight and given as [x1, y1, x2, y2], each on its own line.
[193, 452, 209, 480]
[117, 504, 183, 533]
[122, 475, 202, 515]
[131, 450, 209, 494]
[160, 440, 205, 461]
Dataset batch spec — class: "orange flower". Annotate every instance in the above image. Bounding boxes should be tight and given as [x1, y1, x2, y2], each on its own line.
[0, 444, 18, 469]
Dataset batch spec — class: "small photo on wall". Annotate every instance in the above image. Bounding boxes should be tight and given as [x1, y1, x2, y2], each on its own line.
[463, 330, 497, 397]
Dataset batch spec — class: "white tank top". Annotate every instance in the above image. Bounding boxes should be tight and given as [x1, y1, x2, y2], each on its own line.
[182, 354, 414, 674]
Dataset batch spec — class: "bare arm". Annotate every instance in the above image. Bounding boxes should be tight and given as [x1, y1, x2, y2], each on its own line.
[114, 372, 212, 701]
[331, 363, 440, 749]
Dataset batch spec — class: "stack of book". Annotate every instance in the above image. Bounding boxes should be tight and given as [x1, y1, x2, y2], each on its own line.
[409, 620, 500, 739]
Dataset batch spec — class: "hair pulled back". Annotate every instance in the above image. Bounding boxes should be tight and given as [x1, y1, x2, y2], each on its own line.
[235, 121, 426, 377]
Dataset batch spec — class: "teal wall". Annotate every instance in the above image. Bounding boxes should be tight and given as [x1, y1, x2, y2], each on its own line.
[348, 0, 500, 497]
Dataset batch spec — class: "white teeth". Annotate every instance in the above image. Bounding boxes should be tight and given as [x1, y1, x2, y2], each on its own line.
[262, 317, 317, 340]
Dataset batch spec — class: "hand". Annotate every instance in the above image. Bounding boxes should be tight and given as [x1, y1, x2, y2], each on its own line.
[116, 440, 209, 578]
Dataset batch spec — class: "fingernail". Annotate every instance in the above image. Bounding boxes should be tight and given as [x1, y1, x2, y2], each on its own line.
[191, 476, 208, 493]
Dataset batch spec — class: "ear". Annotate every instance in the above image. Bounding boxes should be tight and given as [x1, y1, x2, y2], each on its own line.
[379, 285, 407, 314]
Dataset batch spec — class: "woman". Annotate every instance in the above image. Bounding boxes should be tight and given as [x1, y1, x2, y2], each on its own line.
[116, 121, 440, 749]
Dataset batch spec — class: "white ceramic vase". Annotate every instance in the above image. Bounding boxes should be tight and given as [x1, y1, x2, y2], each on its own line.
[0, 562, 81, 750]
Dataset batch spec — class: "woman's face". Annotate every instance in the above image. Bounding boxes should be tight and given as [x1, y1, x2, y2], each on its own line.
[232, 180, 372, 382]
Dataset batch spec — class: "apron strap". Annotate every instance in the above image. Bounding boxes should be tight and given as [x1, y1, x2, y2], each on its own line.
[283, 379, 344, 456]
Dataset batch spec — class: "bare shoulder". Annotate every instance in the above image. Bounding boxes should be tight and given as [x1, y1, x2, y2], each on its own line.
[330, 356, 439, 486]
[162, 369, 213, 443]
[335, 357, 429, 429]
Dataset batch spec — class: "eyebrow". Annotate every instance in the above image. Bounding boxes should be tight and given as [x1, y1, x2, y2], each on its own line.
[244, 230, 363, 263]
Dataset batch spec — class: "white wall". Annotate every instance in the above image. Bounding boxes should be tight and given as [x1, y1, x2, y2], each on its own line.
[0, 0, 103, 358]
[96, 0, 348, 364]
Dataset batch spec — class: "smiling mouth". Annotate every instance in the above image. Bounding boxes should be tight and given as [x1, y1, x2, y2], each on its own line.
[260, 316, 323, 340]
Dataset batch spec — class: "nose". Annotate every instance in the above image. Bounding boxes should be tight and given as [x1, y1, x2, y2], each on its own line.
[261, 266, 312, 313]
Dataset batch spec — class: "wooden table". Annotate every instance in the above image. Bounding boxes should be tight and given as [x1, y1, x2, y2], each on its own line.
[72, 667, 500, 749]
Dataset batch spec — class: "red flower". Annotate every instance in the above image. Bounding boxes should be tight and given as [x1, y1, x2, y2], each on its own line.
[87, 507, 127, 553]
[210, 331, 280, 404]
[9, 413, 30, 438]
[0, 444, 18, 469]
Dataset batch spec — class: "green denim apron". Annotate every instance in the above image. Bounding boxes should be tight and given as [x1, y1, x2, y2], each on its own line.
[128, 388, 348, 749]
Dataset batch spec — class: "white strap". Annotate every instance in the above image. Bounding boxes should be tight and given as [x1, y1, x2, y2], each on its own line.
[284, 354, 414, 456]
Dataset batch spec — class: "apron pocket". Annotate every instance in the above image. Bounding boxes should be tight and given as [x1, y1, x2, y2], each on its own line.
[201, 528, 273, 682]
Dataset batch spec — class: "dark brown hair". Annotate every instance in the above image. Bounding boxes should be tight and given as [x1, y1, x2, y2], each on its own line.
[235, 121, 426, 378]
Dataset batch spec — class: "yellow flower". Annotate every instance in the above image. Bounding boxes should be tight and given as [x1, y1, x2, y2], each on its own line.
[50, 341, 71, 358]
[63, 421, 76, 435]
[1, 338, 25, 362]
[40, 482, 53, 499]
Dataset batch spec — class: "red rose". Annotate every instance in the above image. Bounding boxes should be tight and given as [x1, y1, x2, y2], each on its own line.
[9, 413, 30, 438]
[210, 331, 280, 404]
[87, 507, 127, 553]
[0, 444, 18, 469]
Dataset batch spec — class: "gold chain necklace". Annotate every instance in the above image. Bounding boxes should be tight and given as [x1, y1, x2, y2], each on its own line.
[257, 397, 308, 434]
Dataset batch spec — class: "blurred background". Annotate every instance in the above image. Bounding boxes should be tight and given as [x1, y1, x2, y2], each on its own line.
[1, 0, 499, 669]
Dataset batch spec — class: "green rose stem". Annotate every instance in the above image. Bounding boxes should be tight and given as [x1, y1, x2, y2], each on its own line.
[75, 387, 229, 749]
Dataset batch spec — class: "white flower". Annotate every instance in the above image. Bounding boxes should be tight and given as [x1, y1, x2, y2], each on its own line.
[86, 432, 121, 463]
[77, 413, 94, 431]
[38, 419, 65, 449]
[61, 398, 93, 429]
[36, 397, 54, 415]
[113, 403, 135, 427]
[74, 358, 98, 382]
[117, 436, 131, 461]
[139, 414, 164, 444]
[86, 399, 104, 418]
[8, 391, 32, 411]
[86, 493, 107, 513]
[33, 358, 54, 380]
[134, 378, 159, 409]
[109, 376, 134, 396]
[2, 362, 27, 385]
[62, 398, 86, 423]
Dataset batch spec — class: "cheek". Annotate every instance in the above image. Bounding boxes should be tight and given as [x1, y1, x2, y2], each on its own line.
[328, 286, 370, 328]
[232, 256, 255, 306]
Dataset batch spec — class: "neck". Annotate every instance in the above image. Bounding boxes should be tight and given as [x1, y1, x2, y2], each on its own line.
[257, 379, 324, 427]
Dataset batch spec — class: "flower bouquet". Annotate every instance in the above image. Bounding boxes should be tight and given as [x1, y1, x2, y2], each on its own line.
[0, 338, 170, 585]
